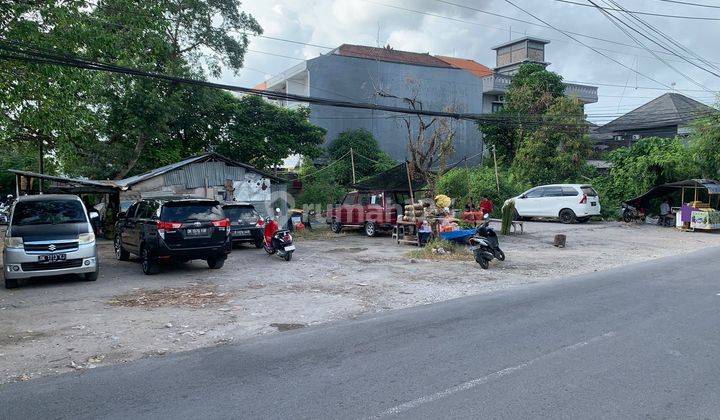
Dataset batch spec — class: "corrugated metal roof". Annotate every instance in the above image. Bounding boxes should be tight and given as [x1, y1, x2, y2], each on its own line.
[116, 152, 285, 187]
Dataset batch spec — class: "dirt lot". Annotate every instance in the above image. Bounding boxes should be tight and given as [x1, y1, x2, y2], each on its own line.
[1, 221, 719, 383]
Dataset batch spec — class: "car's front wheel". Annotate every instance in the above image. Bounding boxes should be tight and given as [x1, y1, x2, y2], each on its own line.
[330, 220, 342, 233]
[84, 268, 99, 282]
[364, 221, 377, 237]
[4, 276, 18, 289]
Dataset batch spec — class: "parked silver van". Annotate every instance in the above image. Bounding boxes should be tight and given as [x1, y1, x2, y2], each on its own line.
[3, 194, 99, 288]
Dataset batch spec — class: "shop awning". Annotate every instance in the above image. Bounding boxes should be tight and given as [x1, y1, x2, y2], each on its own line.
[623, 179, 720, 205]
[351, 162, 427, 192]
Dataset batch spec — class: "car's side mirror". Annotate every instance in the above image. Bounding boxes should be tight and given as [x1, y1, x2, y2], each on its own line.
[89, 211, 100, 220]
[520, 195, 527, 199]
[117, 211, 126, 219]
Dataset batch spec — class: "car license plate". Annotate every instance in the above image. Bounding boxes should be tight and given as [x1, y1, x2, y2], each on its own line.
[284, 245, 296, 252]
[236, 230, 250, 236]
[37, 253, 66, 263]
[186, 228, 209, 236]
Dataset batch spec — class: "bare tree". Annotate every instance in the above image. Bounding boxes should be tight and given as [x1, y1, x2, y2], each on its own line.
[376, 78, 458, 193]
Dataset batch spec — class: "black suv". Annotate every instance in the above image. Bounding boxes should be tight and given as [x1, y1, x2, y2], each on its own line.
[114, 198, 231, 275]
[222, 203, 263, 248]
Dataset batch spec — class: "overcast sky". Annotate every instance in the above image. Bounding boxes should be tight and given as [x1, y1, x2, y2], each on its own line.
[222, 0, 719, 124]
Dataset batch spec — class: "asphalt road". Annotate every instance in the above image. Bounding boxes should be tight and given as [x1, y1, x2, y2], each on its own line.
[2, 247, 720, 419]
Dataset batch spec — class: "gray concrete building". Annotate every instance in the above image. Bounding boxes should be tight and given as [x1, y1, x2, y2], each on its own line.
[260, 37, 598, 165]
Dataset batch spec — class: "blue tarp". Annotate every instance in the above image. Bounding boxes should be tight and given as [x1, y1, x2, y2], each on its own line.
[439, 229, 476, 244]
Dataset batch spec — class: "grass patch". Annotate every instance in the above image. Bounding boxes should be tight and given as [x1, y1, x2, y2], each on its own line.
[292, 227, 346, 241]
[407, 238, 474, 262]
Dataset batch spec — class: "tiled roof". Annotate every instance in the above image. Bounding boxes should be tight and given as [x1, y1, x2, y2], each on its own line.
[334, 44, 455, 68]
[596, 93, 717, 133]
[435, 56, 493, 78]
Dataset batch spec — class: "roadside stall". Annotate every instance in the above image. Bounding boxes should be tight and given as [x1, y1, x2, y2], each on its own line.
[623, 179, 720, 231]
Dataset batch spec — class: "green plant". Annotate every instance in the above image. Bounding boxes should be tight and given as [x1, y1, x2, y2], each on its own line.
[436, 165, 523, 217]
[407, 238, 471, 262]
[501, 199, 515, 235]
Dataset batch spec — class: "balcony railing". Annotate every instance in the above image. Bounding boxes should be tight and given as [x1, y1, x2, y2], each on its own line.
[482, 74, 598, 104]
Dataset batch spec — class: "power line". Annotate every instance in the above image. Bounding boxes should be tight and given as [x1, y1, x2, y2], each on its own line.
[428, 0, 720, 66]
[501, 0, 674, 90]
[3, 40, 716, 129]
[587, 0, 714, 93]
[552, 0, 720, 20]
[652, 0, 720, 9]
[605, 0, 720, 76]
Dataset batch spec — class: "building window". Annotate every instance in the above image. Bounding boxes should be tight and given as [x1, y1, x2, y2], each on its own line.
[491, 102, 504, 113]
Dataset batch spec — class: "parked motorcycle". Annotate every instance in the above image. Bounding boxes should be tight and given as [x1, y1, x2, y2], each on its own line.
[263, 209, 295, 261]
[469, 214, 505, 269]
[621, 203, 645, 223]
[0, 203, 9, 225]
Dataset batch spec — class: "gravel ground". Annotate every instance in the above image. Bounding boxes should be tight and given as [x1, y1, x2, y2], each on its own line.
[1, 220, 719, 383]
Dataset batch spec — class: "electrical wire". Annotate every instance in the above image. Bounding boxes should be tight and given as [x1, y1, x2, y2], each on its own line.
[502, 0, 674, 90]
[652, 0, 720, 8]
[552, 0, 720, 20]
[587, 0, 714, 92]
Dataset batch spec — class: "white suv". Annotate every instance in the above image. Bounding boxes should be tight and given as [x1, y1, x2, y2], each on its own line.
[511, 184, 601, 223]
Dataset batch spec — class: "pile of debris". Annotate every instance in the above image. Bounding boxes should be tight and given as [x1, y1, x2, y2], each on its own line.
[108, 284, 230, 309]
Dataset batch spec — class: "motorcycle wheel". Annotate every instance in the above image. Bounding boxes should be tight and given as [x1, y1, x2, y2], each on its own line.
[622, 211, 633, 223]
[284, 251, 293, 262]
[473, 249, 490, 269]
[495, 249, 505, 261]
[264, 244, 276, 255]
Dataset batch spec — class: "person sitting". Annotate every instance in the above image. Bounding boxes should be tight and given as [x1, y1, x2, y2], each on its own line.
[418, 219, 432, 245]
[479, 197, 494, 216]
[440, 212, 459, 232]
[462, 199, 483, 225]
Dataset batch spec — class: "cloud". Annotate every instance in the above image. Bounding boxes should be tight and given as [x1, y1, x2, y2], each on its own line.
[224, 0, 719, 123]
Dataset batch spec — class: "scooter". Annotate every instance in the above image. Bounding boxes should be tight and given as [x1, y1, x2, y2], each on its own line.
[469, 214, 505, 269]
[263, 210, 295, 261]
[621, 203, 645, 223]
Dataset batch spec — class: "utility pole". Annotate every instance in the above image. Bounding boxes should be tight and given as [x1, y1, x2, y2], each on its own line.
[350, 147, 357, 184]
[492, 145, 500, 193]
[38, 138, 44, 194]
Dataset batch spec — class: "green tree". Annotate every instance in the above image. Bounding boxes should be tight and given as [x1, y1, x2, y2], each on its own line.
[593, 136, 698, 215]
[217, 95, 326, 170]
[327, 129, 396, 186]
[436, 165, 522, 216]
[479, 63, 566, 163]
[295, 158, 348, 207]
[511, 96, 591, 186]
[690, 112, 720, 179]
[0, 0, 263, 179]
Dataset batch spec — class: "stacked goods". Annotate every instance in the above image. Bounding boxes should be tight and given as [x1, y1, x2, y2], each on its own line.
[403, 203, 426, 222]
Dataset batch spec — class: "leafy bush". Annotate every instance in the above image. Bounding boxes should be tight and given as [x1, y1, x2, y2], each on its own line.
[436, 166, 523, 217]
[591, 136, 699, 217]
[295, 158, 348, 208]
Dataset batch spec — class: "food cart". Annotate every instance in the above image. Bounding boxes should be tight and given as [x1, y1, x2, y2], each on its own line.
[623, 179, 720, 231]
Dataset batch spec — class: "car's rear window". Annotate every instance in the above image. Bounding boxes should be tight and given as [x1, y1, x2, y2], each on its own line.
[223, 206, 258, 223]
[581, 186, 598, 197]
[12, 200, 86, 226]
[160, 202, 224, 222]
